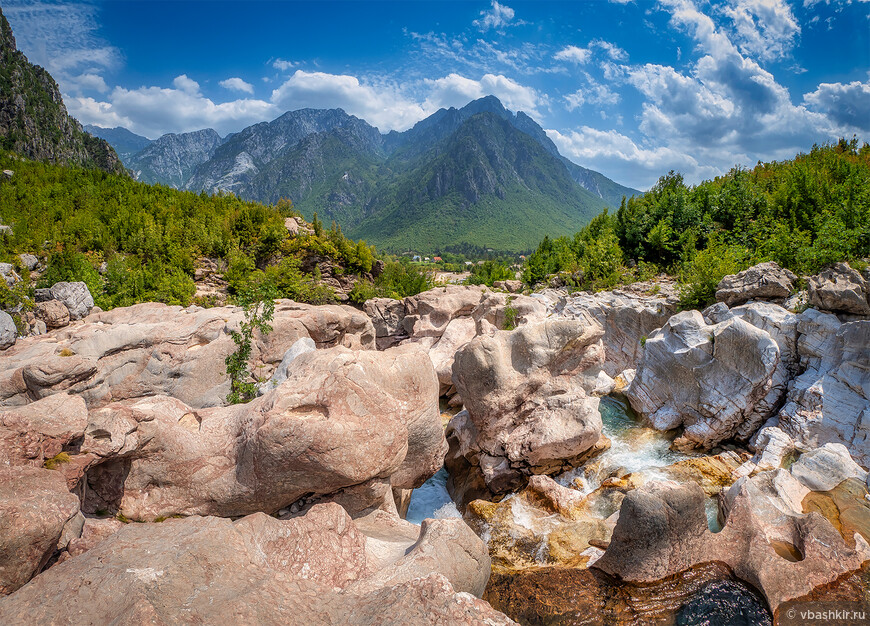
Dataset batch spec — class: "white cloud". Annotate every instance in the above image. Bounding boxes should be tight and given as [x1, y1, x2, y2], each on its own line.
[722, 0, 800, 62]
[591, 39, 629, 61]
[564, 74, 620, 110]
[271, 58, 297, 71]
[804, 80, 870, 130]
[67, 85, 277, 139]
[172, 74, 200, 95]
[547, 127, 714, 190]
[473, 1, 519, 31]
[68, 72, 109, 94]
[424, 73, 545, 117]
[554, 45, 592, 64]
[270, 70, 426, 131]
[3, 1, 120, 95]
[219, 77, 255, 94]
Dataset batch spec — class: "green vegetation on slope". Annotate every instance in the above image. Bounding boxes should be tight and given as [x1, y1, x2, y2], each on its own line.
[523, 139, 870, 307]
[349, 113, 608, 252]
[0, 152, 432, 310]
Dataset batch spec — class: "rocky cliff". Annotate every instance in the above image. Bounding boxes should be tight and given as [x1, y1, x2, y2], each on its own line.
[0, 8, 125, 175]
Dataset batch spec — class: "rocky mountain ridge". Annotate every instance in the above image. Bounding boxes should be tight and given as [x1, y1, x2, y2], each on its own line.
[101, 97, 640, 251]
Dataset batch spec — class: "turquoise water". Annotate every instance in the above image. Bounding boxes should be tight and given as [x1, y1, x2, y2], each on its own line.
[406, 467, 461, 524]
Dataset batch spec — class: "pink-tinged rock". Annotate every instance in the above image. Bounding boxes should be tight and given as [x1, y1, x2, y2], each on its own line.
[595, 472, 870, 613]
[0, 504, 509, 625]
[80, 345, 442, 520]
[449, 318, 606, 495]
[0, 393, 87, 467]
[0, 466, 80, 595]
[34, 300, 69, 329]
[0, 300, 375, 409]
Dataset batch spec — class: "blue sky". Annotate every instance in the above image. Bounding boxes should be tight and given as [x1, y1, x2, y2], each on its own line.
[3, 0, 868, 189]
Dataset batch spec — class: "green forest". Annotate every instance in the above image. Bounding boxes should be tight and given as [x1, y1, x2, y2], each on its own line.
[522, 139, 870, 308]
[0, 151, 431, 311]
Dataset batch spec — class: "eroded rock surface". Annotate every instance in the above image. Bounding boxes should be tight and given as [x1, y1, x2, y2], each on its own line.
[716, 262, 797, 307]
[0, 300, 375, 409]
[625, 310, 779, 450]
[80, 344, 443, 520]
[447, 318, 607, 503]
[0, 504, 509, 625]
[808, 262, 870, 315]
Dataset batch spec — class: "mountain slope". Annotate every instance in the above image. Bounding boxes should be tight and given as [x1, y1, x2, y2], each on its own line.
[127, 129, 223, 188]
[185, 108, 380, 196]
[349, 112, 607, 251]
[84, 125, 152, 162]
[0, 8, 124, 175]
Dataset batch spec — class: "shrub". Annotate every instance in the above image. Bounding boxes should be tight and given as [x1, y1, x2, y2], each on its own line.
[225, 282, 277, 405]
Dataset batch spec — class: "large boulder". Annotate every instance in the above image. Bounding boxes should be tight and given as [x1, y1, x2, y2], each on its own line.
[776, 311, 870, 466]
[363, 297, 406, 349]
[0, 504, 508, 625]
[625, 310, 779, 450]
[0, 310, 15, 350]
[0, 393, 88, 469]
[0, 466, 81, 595]
[448, 318, 606, 497]
[551, 281, 680, 376]
[48, 281, 94, 320]
[790, 443, 868, 492]
[715, 262, 797, 307]
[808, 262, 870, 315]
[79, 344, 443, 521]
[0, 262, 19, 287]
[0, 300, 375, 409]
[34, 299, 69, 329]
[594, 473, 870, 613]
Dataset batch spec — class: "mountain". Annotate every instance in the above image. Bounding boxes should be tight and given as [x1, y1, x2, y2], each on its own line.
[84, 125, 152, 162]
[0, 8, 124, 175]
[127, 129, 223, 188]
[350, 111, 608, 251]
[126, 96, 641, 251]
[185, 108, 382, 196]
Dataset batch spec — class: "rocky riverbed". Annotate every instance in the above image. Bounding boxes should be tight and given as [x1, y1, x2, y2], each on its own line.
[1, 260, 869, 624]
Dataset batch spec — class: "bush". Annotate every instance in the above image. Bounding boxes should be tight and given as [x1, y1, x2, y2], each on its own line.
[677, 237, 749, 310]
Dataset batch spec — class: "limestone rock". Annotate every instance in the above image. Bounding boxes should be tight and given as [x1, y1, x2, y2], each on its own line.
[0, 466, 81, 595]
[776, 311, 870, 466]
[790, 443, 868, 492]
[34, 299, 69, 329]
[808, 262, 870, 315]
[256, 336, 316, 395]
[80, 345, 442, 520]
[551, 281, 679, 376]
[0, 300, 375, 409]
[595, 473, 870, 613]
[363, 297, 406, 348]
[0, 262, 19, 287]
[0, 393, 88, 468]
[715, 261, 796, 307]
[0, 504, 509, 625]
[0, 310, 15, 350]
[449, 318, 606, 497]
[626, 310, 779, 449]
[17, 254, 38, 271]
[48, 281, 94, 320]
[493, 279, 522, 293]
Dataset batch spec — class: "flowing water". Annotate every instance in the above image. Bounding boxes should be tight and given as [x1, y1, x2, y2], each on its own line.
[406, 467, 461, 524]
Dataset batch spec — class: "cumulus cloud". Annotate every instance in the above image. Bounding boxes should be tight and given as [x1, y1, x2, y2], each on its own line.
[591, 39, 629, 61]
[547, 127, 716, 190]
[804, 80, 870, 130]
[270, 70, 427, 131]
[473, 1, 520, 31]
[423, 73, 545, 117]
[67, 85, 277, 139]
[219, 77, 255, 94]
[722, 0, 800, 61]
[555, 40, 628, 66]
